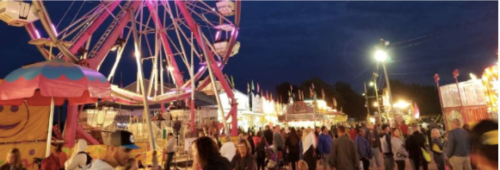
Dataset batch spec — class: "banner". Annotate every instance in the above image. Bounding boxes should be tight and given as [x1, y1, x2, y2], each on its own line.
[444, 106, 489, 130]
[0, 103, 50, 142]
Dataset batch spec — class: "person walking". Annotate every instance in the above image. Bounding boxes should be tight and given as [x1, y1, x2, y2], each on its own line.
[431, 128, 445, 170]
[164, 133, 176, 170]
[406, 124, 428, 170]
[328, 125, 359, 170]
[255, 137, 267, 170]
[355, 127, 372, 170]
[380, 124, 394, 170]
[366, 124, 382, 170]
[302, 128, 317, 170]
[264, 125, 274, 145]
[317, 126, 333, 170]
[445, 118, 472, 170]
[392, 128, 408, 170]
[285, 128, 301, 170]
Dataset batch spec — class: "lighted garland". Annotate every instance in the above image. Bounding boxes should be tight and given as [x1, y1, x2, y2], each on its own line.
[482, 65, 498, 113]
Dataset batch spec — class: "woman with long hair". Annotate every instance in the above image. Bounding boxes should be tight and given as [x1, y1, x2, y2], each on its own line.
[391, 128, 408, 170]
[469, 120, 498, 170]
[192, 136, 232, 170]
[285, 127, 300, 170]
[302, 128, 317, 170]
[0, 148, 25, 170]
[431, 128, 445, 170]
[231, 140, 256, 170]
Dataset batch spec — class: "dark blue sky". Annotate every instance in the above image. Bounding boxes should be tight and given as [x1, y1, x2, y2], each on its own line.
[0, 1, 497, 94]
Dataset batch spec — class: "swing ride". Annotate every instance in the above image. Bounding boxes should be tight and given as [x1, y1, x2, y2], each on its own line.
[0, 0, 242, 151]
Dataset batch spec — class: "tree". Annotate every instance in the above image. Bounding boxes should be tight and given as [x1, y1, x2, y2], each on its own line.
[334, 82, 367, 119]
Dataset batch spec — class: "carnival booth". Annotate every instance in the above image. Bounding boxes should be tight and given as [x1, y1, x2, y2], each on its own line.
[280, 100, 346, 128]
[436, 66, 497, 129]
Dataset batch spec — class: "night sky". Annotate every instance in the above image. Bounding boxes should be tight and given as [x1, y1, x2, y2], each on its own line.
[0, 1, 497, 94]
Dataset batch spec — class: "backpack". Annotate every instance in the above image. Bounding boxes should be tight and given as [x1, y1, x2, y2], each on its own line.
[77, 152, 92, 168]
[41, 154, 60, 170]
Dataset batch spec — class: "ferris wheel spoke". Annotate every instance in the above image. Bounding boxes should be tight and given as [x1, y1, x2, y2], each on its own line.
[88, 1, 141, 70]
[146, 1, 185, 87]
[32, 1, 78, 62]
[69, 1, 121, 56]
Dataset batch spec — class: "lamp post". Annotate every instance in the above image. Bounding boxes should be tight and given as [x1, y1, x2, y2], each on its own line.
[375, 39, 393, 124]
[372, 72, 382, 114]
[364, 82, 371, 124]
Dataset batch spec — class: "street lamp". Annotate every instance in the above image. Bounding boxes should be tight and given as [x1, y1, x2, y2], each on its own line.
[369, 81, 374, 86]
[373, 102, 379, 107]
[375, 50, 388, 62]
[374, 38, 393, 124]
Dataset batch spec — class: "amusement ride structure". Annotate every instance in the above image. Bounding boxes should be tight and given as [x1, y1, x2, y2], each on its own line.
[0, 0, 242, 148]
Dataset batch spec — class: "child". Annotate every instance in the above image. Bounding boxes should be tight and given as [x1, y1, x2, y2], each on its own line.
[151, 151, 160, 170]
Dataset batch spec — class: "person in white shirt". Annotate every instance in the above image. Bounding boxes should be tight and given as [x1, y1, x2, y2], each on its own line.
[164, 133, 176, 170]
[220, 136, 236, 162]
[65, 139, 89, 170]
[87, 130, 140, 170]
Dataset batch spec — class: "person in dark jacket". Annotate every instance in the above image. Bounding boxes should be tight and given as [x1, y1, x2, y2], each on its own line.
[356, 127, 373, 170]
[232, 140, 256, 170]
[379, 124, 394, 170]
[192, 137, 232, 170]
[328, 125, 359, 170]
[366, 124, 381, 169]
[244, 132, 256, 155]
[286, 128, 301, 170]
[445, 118, 472, 170]
[264, 125, 274, 145]
[255, 137, 267, 170]
[318, 126, 332, 170]
[406, 124, 428, 170]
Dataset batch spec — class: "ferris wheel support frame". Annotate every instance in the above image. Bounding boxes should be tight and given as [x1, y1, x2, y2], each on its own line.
[68, 1, 121, 55]
[175, 0, 241, 136]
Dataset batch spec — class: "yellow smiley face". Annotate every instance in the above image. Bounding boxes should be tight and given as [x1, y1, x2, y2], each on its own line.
[0, 102, 29, 138]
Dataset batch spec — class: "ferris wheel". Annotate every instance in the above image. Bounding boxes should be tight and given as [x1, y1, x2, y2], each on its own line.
[0, 0, 242, 144]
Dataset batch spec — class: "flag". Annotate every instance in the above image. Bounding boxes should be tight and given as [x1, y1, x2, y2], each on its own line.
[414, 103, 420, 119]
[230, 75, 235, 88]
[309, 87, 314, 98]
[288, 91, 291, 97]
[290, 84, 293, 91]
[251, 80, 255, 91]
[333, 97, 337, 107]
[311, 83, 315, 89]
[257, 83, 260, 92]
[247, 83, 250, 93]
[270, 93, 273, 101]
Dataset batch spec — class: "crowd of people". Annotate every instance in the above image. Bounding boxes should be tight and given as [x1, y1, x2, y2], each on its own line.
[0, 119, 497, 170]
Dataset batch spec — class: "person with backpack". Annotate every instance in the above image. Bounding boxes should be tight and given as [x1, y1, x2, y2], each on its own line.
[65, 139, 92, 170]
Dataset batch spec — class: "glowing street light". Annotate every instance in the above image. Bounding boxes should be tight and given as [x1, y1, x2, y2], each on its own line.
[373, 102, 379, 107]
[369, 81, 374, 86]
[375, 50, 388, 62]
[393, 100, 410, 109]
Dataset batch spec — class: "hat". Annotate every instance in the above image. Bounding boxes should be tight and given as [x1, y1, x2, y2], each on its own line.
[110, 130, 140, 149]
